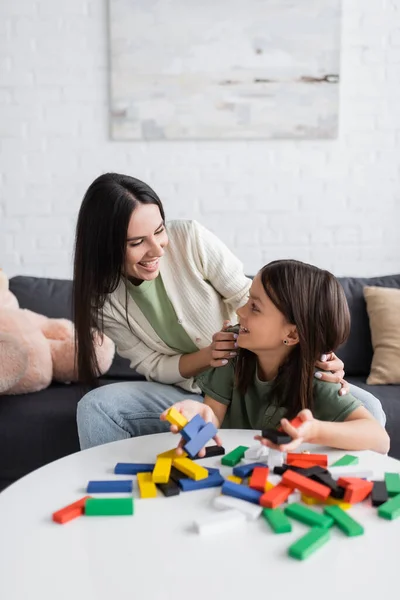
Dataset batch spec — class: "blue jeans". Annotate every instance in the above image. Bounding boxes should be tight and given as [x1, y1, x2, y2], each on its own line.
[76, 381, 386, 450]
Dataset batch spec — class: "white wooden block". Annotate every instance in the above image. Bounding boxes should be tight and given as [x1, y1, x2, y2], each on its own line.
[268, 449, 285, 468]
[193, 509, 247, 535]
[286, 491, 302, 504]
[244, 444, 269, 461]
[329, 466, 374, 480]
[213, 495, 263, 520]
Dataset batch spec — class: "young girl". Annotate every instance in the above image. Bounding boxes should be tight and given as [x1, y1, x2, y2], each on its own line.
[161, 260, 390, 455]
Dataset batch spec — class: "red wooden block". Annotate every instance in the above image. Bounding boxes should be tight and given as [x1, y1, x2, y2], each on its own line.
[337, 478, 373, 504]
[278, 416, 303, 432]
[52, 496, 91, 524]
[259, 484, 292, 508]
[288, 460, 317, 469]
[282, 469, 331, 501]
[286, 453, 328, 467]
[249, 467, 269, 492]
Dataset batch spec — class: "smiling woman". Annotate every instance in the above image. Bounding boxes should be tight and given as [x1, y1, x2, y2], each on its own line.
[72, 173, 386, 450]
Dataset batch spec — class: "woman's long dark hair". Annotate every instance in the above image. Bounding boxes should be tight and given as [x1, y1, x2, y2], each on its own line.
[235, 260, 351, 418]
[73, 173, 165, 384]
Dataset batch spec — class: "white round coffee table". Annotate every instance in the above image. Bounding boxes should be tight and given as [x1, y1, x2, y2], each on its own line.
[0, 429, 399, 600]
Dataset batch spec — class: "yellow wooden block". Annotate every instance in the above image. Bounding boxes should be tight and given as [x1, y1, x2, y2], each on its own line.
[165, 407, 188, 429]
[325, 497, 351, 510]
[152, 457, 172, 484]
[265, 481, 274, 492]
[227, 475, 242, 484]
[137, 472, 157, 498]
[172, 457, 208, 481]
[157, 448, 187, 459]
[301, 494, 322, 505]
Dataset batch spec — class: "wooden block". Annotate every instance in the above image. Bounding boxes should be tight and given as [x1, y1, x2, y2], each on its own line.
[287, 453, 328, 467]
[227, 475, 242, 484]
[260, 484, 292, 509]
[172, 457, 208, 480]
[137, 472, 157, 498]
[288, 527, 330, 560]
[52, 496, 91, 524]
[284, 503, 333, 529]
[249, 467, 270, 492]
[221, 445, 249, 467]
[85, 498, 134, 516]
[152, 457, 172, 484]
[165, 407, 188, 429]
[157, 448, 187, 459]
[324, 505, 363, 536]
[331, 454, 359, 467]
[262, 508, 292, 534]
[282, 469, 331, 501]
[384, 473, 400, 497]
[378, 493, 400, 520]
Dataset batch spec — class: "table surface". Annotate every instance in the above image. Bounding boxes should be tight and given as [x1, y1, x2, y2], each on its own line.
[1, 430, 399, 600]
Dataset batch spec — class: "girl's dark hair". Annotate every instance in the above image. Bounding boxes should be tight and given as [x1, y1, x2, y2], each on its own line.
[235, 259, 350, 418]
[73, 173, 165, 384]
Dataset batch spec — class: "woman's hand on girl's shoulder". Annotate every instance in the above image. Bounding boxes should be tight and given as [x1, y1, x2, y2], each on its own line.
[254, 409, 317, 452]
[207, 320, 238, 368]
[314, 352, 350, 396]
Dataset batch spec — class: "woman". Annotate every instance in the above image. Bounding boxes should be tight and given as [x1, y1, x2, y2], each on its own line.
[73, 173, 385, 449]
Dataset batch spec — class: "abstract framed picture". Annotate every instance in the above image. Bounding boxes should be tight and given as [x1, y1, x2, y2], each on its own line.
[109, 0, 341, 140]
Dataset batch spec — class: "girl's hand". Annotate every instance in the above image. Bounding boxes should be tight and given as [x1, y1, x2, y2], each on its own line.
[314, 352, 350, 396]
[254, 409, 316, 453]
[160, 400, 222, 457]
[207, 320, 238, 368]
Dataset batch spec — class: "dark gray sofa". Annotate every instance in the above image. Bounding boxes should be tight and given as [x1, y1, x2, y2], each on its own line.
[0, 273, 399, 492]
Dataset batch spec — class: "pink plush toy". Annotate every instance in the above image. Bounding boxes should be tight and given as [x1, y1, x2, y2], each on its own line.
[0, 270, 115, 395]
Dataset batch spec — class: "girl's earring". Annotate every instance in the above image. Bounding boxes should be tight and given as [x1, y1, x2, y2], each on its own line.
[283, 339, 288, 345]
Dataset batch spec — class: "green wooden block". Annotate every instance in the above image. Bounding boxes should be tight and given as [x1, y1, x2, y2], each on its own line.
[378, 493, 400, 520]
[221, 445, 248, 467]
[284, 503, 333, 529]
[288, 527, 330, 560]
[85, 497, 134, 516]
[262, 508, 292, 534]
[384, 473, 400, 497]
[331, 454, 359, 467]
[324, 505, 364, 537]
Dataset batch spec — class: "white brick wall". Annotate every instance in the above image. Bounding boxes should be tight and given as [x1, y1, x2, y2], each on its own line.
[1, 0, 399, 279]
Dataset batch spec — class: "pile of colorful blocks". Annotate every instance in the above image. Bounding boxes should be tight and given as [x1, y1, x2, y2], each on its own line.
[52, 408, 400, 561]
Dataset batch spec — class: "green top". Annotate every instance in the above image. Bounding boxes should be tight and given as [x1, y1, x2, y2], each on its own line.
[196, 361, 362, 429]
[126, 275, 199, 354]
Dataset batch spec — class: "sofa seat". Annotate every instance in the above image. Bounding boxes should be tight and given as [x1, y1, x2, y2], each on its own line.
[347, 376, 400, 459]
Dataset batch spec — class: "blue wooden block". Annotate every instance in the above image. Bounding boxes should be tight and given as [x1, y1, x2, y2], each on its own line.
[221, 480, 262, 505]
[114, 463, 155, 475]
[179, 469, 224, 491]
[183, 422, 218, 458]
[180, 414, 207, 442]
[87, 480, 133, 493]
[232, 462, 268, 478]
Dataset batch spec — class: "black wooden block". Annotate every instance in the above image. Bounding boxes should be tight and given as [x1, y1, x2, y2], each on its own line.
[371, 480, 389, 507]
[261, 429, 292, 445]
[157, 479, 181, 497]
[193, 445, 226, 460]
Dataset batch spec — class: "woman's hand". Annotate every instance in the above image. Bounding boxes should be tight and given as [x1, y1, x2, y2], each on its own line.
[314, 352, 350, 396]
[254, 409, 317, 452]
[160, 400, 223, 457]
[206, 320, 238, 368]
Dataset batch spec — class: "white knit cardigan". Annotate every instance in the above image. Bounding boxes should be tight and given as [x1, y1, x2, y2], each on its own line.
[102, 219, 252, 393]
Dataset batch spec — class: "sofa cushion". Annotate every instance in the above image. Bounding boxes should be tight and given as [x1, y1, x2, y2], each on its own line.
[363, 286, 400, 385]
[9, 276, 141, 380]
[337, 274, 400, 376]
